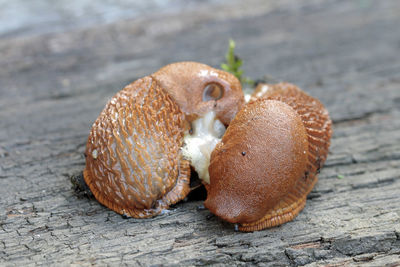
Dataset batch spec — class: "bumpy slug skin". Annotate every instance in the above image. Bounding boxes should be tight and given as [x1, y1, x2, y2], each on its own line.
[253, 83, 332, 171]
[84, 77, 190, 218]
[205, 100, 309, 230]
[84, 62, 244, 218]
[206, 83, 332, 232]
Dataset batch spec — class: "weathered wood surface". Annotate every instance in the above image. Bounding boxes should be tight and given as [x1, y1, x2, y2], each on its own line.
[1, 0, 400, 266]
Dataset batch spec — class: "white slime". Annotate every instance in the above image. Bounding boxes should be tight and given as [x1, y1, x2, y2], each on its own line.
[181, 111, 226, 184]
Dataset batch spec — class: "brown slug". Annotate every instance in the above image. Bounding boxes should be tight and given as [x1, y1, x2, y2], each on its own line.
[84, 62, 244, 218]
[204, 83, 332, 231]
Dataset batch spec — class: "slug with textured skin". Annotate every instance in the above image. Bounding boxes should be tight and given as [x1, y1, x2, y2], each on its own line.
[204, 83, 332, 231]
[84, 62, 244, 218]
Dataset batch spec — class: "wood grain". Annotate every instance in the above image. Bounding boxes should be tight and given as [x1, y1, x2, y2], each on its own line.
[1, 0, 399, 266]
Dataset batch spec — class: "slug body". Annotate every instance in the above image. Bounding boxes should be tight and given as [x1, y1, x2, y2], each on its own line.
[205, 83, 332, 231]
[84, 62, 244, 218]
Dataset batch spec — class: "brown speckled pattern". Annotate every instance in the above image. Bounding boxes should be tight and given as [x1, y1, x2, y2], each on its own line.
[206, 83, 332, 231]
[205, 100, 309, 226]
[256, 83, 332, 174]
[84, 76, 190, 218]
[239, 84, 332, 231]
[84, 62, 244, 218]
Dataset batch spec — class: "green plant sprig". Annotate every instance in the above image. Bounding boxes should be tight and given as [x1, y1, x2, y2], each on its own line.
[221, 39, 254, 87]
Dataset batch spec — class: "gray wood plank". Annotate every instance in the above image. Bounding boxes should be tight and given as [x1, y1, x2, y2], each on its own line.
[1, 0, 399, 266]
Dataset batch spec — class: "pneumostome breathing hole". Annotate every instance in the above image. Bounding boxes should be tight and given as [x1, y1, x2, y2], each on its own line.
[202, 83, 223, 101]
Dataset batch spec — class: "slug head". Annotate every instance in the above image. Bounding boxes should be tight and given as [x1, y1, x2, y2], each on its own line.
[152, 62, 244, 125]
[205, 100, 309, 224]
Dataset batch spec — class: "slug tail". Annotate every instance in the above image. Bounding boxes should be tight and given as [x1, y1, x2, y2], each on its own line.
[83, 165, 190, 218]
[238, 174, 317, 232]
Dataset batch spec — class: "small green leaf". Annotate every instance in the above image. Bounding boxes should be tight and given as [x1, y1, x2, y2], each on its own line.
[221, 63, 230, 72]
[337, 174, 345, 179]
[220, 39, 254, 87]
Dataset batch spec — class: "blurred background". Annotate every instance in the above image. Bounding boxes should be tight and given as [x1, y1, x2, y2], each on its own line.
[1, 0, 237, 37]
[2, 0, 398, 112]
